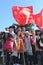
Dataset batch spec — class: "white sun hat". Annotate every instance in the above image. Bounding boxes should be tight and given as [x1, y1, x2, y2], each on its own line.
[25, 31, 32, 35]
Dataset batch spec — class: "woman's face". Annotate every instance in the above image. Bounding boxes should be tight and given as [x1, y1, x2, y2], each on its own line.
[40, 34, 43, 39]
[17, 31, 21, 36]
[9, 28, 13, 32]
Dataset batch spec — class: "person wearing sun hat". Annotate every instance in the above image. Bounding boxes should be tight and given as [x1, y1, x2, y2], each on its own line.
[25, 31, 33, 65]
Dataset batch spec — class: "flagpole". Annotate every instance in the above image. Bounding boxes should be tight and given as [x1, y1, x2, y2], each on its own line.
[32, 17, 35, 24]
[26, 16, 29, 24]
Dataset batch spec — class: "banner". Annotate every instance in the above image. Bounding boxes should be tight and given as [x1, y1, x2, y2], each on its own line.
[12, 6, 33, 25]
[33, 9, 43, 30]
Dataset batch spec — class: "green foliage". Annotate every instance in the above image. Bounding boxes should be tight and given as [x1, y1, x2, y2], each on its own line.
[12, 23, 34, 31]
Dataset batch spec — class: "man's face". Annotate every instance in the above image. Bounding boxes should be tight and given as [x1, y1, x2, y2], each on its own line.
[25, 33, 29, 37]
[32, 31, 35, 35]
[37, 32, 40, 35]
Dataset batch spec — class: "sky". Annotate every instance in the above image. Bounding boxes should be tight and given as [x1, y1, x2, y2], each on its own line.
[0, 0, 43, 32]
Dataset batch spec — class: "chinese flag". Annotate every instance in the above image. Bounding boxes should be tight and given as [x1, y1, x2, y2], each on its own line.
[12, 6, 33, 25]
[33, 9, 43, 30]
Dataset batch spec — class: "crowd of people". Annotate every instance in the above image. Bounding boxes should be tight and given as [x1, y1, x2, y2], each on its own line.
[0, 25, 43, 65]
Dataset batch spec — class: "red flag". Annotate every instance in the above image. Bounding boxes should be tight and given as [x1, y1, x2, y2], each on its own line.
[12, 6, 33, 25]
[33, 9, 43, 30]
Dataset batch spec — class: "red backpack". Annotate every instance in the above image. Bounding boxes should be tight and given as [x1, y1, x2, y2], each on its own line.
[4, 37, 14, 52]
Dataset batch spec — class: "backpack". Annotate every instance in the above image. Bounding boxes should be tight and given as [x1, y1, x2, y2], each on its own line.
[4, 37, 14, 52]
